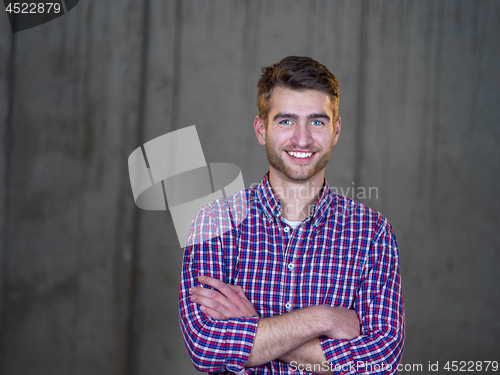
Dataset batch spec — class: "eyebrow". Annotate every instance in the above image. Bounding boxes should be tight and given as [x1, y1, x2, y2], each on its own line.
[273, 112, 331, 122]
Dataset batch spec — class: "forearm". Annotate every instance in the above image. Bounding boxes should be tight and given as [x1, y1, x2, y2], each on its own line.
[246, 303, 360, 368]
[246, 306, 330, 367]
[280, 338, 333, 375]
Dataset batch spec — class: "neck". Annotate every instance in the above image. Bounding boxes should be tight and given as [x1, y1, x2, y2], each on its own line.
[268, 169, 325, 221]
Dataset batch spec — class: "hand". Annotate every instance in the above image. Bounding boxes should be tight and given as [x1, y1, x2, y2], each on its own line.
[189, 275, 259, 320]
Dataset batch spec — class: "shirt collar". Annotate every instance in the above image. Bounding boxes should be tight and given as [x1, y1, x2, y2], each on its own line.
[256, 173, 333, 225]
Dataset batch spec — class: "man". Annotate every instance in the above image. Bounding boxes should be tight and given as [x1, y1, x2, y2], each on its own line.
[179, 56, 404, 374]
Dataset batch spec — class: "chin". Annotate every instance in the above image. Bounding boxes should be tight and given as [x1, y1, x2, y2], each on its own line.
[281, 167, 320, 182]
[286, 173, 317, 182]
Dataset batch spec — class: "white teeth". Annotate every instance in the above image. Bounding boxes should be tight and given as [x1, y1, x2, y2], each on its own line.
[287, 151, 313, 158]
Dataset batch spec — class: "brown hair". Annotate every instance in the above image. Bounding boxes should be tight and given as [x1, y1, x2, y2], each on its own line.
[257, 56, 340, 125]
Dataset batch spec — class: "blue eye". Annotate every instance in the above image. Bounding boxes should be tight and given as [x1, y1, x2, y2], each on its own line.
[280, 120, 293, 125]
[311, 120, 323, 126]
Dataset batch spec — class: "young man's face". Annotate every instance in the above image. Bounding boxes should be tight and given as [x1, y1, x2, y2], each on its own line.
[254, 86, 341, 183]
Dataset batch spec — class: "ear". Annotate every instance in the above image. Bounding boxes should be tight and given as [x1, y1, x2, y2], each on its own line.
[253, 116, 266, 146]
[332, 116, 341, 146]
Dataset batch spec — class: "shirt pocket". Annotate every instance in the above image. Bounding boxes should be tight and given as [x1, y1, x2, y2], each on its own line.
[309, 271, 358, 308]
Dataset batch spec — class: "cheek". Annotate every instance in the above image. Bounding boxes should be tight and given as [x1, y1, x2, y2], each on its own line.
[318, 131, 335, 148]
[265, 132, 285, 149]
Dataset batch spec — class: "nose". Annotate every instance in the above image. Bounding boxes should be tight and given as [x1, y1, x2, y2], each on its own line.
[290, 123, 313, 148]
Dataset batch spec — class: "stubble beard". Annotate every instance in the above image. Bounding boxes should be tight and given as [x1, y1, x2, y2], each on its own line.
[265, 139, 332, 182]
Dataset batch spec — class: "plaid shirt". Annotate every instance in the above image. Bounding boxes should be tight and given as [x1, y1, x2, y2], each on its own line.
[179, 174, 404, 374]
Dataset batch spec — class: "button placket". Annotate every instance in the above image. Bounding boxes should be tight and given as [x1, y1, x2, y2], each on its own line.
[283, 224, 298, 313]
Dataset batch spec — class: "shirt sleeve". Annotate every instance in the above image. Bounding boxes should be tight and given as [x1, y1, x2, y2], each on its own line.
[320, 223, 405, 374]
[179, 206, 259, 374]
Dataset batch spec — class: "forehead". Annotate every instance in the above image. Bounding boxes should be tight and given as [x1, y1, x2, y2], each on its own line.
[268, 87, 333, 116]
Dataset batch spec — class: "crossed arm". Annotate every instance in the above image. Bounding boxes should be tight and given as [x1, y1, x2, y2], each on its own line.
[189, 275, 360, 374]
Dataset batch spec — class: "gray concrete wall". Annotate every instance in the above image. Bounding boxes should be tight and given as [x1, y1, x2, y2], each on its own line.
[1, 1, 499, 374]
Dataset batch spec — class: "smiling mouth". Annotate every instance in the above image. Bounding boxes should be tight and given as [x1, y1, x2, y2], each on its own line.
[286, 151, 314, 159]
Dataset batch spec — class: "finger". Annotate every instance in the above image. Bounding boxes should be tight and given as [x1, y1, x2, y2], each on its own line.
[196, 277, 256, 316]
[199, 305, 226, 320]
[190, 293, 229, 316]
[191, 286, 243, 315]
[191, 287, 259, 318]
[190, 286, 229, 306]
[228, 284, 245, 296]
[198, 276, 236, 298]
[198, 277, 250, 311]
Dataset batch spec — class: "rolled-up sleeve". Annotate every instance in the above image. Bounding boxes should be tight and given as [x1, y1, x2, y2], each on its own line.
[179, 207, 259, 374]
[320, 224, 405, 374]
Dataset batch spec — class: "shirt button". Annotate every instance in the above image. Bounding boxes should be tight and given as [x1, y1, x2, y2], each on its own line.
[288, 263, 294, 270]
[285, 302, 292, 311]
[284, 226, 290, 233]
